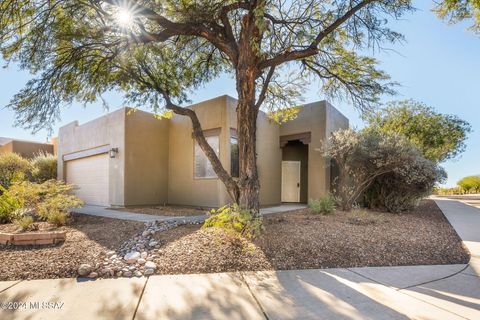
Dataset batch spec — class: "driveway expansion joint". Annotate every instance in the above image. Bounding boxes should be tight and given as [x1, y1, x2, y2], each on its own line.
[240, 272, 269, 320]
[132, 277, 149, 320]
[0, 280, 22, 294]
[400, 263, 469, 290]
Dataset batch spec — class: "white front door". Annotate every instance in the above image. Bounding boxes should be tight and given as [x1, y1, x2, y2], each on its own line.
[281, 161, 301, 202]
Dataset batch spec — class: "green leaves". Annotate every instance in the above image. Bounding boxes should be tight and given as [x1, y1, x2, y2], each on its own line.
[434, 0, 480, 34]
[365, 100, 472, 162]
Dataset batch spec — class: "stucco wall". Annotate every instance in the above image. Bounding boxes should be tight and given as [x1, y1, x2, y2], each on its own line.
[124, 109, 169, 206]
[168, 96, 231, 207]
[57, 108, 126, 206]
[280, 101, 329, 199]
[0, 141, 53, 158]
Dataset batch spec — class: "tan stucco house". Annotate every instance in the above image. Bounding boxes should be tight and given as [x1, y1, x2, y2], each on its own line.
[56, 95, 348, 208]
[0, 137, 54, 158]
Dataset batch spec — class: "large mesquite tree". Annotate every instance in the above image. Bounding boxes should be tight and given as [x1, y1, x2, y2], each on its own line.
[0, 0, 413, 212]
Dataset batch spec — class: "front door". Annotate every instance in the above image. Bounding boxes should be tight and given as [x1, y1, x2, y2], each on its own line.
[281, 161, 301, 202]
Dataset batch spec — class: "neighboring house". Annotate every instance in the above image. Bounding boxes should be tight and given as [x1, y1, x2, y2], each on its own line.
[57, 95, 348, 208]
[0, 137, 55, 158]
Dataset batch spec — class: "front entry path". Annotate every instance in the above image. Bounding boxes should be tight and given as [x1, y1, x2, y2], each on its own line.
[72, 203, 308, 223]
[1, 199, 479, 320]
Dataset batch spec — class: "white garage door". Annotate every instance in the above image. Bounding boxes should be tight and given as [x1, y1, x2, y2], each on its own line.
[66, 154, 109, 206]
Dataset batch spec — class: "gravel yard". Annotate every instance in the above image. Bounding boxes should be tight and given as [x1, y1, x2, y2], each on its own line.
[112, 205, 208, 217]
[0, 200, 469, 281]
[0, 215, 144, 281]
[150, 200, 469, 274]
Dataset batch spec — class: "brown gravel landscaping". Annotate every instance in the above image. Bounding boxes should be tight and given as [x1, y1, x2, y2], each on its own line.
[0, 215, 143, 281]
[0, 200, 469, 281]
[150, 200, 469, 275]
[112, 205, 208, 217]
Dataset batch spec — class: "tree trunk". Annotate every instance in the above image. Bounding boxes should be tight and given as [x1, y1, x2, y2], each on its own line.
[236, 12, 262, 214]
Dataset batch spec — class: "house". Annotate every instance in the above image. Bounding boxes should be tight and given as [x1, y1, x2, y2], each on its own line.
[56, 95, 348, 208]
[0, 137, 55, 158]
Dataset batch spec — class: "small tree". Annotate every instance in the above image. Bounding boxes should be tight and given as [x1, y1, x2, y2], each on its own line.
[457, 175, 480, 194]
[365, 100, 472, 162]
[30, 152, 57, 183]
[323, 129, 420, 211]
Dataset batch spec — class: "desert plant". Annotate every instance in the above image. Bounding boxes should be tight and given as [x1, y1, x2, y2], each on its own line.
[323, 129, 422, 211]
[202, 204, 263, 239]
[0, 153, 30, 189]
[0, 185, 22, 223]
[46, 210, 68, 226]
[30, 152, 57, 183]
[309, 195, 336, 215]
[14, 215, 34, 231]
[364, 156, 446, 213]
[7, 180, 83, 225]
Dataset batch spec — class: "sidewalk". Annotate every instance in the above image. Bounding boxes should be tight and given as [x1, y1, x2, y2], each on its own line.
[0, 199, 478, 320]
[72, 203, 308, 223]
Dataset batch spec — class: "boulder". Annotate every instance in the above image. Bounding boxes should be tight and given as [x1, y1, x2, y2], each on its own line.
[145, 261, 157, 270]
[78, 264, 92, 277]
[124, 251, 140, 264]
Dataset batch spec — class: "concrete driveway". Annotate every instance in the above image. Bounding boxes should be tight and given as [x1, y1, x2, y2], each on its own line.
[1, 199, 479, 320]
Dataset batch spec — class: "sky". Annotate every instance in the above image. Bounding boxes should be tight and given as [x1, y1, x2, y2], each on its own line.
[0, 1, 478, 187]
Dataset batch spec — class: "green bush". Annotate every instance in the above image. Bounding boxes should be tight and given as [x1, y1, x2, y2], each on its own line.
[0, 185, 22, 223]
[14, 215, 34, 231]
[309, 195, 336, 214]
[7, 180, 83, 226]
[0, 153, 31, 189]
[202, 204, 263, 239]
[30, 152, 57, 183]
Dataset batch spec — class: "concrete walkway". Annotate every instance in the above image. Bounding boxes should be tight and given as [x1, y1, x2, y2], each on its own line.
[72, 203, 308, 223]
[1, 199, 478, 320]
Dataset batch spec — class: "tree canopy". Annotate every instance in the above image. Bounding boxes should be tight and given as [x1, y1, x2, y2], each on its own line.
[457, 175, 480, 193]
[434, 0, 480, 34]
[365, 100, 472, 162]
[0, 0, 414, 211]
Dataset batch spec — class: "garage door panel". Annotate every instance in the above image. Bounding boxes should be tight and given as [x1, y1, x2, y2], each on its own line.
[66, 154, 109, 206]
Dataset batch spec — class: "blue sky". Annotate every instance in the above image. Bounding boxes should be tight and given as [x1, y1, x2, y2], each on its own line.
[0, 1, 478, 187]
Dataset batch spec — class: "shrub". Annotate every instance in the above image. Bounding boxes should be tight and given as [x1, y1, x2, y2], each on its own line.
[30, 152, 57, 183]
[0, 185, 22, 223]
[14, 215, 34, 231]
[7, 180, 83, 226]
[0, 153, 31, 189]
[323, 129, 421, 211]
[364, 156, 446, 213]
[309, 195, 336, 214]
[202, 204, 263, 239]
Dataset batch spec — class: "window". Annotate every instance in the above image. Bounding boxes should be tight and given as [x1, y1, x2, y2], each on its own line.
[230, 136, 239, 178]
[194, 135, 219, 178]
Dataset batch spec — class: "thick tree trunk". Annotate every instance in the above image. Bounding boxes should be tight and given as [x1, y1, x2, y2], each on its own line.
[235, 12, 262, 214]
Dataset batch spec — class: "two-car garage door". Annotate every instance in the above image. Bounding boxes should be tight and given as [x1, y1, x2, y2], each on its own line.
[66, 154, 109, 206]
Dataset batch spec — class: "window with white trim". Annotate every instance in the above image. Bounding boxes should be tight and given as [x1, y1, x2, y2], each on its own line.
[194, 135, 220, 178]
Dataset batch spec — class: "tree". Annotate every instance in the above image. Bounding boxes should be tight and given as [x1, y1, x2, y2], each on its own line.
[457, 175, 480, 193]
[434, 0, 480, 34]
[323, 128, 422, 211]
[0, 1, 413, 213]
[365, 100, 471, 162]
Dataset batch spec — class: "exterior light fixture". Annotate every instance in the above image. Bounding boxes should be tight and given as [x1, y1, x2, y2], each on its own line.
[109, 147, 119, 158]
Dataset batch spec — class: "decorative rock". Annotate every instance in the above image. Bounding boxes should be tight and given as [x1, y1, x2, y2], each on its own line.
[145, 261, 157, 270]
[142, 230, 150, 237]
[124, 251, 140, 264]
[123, 271, 132, 277]
[144, 269, 155, 276]
[78, 264, 92, 277]
[134, 270, 143, 277]
[137, 258, 146, 265]
[149, 241, 158, 247]
[87, 272, 98, 279]
[106, 250, 116, 258]
[140, 251, 148, 259]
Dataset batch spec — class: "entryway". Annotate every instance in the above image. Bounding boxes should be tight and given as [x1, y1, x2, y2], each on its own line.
[281, 139, 309, 203]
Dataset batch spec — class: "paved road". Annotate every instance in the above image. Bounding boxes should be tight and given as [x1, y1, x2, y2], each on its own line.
[0, 199, 478, 320]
